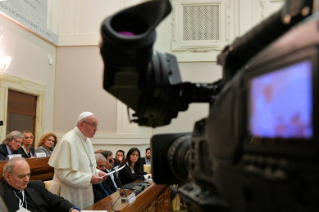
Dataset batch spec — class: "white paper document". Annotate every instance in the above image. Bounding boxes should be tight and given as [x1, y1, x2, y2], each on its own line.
[82, 211, 107, 212]
[107, 165, 126, 175]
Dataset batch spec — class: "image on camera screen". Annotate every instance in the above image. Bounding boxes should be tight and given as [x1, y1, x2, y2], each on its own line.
[249, 60, 313, 139]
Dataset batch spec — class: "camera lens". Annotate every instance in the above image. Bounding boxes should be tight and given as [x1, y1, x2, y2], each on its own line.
[110, 13, 148, 38]
[152, 133, 192, 185]
[167, 134, 192, 184]
[118, 32, 135, 36]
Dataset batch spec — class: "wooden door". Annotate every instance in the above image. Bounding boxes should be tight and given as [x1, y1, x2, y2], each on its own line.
[7, 90, 37, 147]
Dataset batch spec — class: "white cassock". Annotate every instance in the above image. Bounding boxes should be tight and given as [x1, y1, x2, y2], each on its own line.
[48, 127, 100, 209]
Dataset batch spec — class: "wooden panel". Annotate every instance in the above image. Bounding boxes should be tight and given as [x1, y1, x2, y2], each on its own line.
[156, 193, 164, 212]
[164, 186, 171, 211]
[85, 182, 170, 212]
[0, 157, 54, 182]
[146, 200, 156, 212]
[8, 90, 37, 116]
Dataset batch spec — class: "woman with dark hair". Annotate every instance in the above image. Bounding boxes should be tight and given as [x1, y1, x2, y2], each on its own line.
[118, 147, 151, 185]
[35, 132, 58, 156]
[114, 150, 125, 167]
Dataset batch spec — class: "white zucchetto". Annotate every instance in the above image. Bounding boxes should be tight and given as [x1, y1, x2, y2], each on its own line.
[77, 111, 93, 122]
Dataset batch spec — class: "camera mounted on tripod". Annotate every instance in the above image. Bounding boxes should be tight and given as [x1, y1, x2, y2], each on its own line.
[100, 0, 319, 211]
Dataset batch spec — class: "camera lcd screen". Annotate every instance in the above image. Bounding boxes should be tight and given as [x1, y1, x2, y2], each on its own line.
[249, 60, 313, 139]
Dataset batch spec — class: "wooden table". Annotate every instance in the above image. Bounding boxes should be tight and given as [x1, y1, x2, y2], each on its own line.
[85, 181, 171, 212]
[0, 157, 54, 182]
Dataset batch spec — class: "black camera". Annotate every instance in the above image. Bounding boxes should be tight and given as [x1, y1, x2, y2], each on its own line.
[100, 0, 319, 211]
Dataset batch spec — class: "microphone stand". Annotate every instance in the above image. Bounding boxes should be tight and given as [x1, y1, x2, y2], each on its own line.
[113, 164, 129, 201]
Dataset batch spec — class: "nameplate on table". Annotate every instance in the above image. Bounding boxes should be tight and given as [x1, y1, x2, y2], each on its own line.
[127, 192, 136, 205]
[35, 152, 47, 158]
[7, 154, 22, 160]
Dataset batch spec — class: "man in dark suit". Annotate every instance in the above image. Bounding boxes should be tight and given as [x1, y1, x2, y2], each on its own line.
[0, 157, 80, 212]
[141, 147, 151, 171]
[93, 154, 114, 203]
[0, 131, 23, 161]
[100, 150, 122, 191]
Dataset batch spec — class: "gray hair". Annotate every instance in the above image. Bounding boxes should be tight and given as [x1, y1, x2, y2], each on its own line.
[95, 153, 106, 163]
[3, 157, 27, 180]
[2, 131, 24, 145]
[100, 150, 113, 159]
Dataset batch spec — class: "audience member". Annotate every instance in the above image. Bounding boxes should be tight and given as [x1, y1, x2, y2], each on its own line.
[114, 150, 125, 167]
[0, 131, 23, 161]
[35, 132, 57, 156]
[94, 149, 103, 154]
[48, 111, 108, 209]
[141, 147, 151, 172]
[118, 147, 151, 186]
[93, 154, 114, 203]
[100, 150, 122, 191]
[18, 130, 35, 158]
[0, 157, 80, 212]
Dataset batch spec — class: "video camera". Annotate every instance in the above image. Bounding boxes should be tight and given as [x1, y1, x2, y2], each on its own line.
[100, 0, 319, 211]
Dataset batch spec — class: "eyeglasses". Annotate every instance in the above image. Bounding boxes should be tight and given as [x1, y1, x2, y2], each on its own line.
[12, 138, 22, 145]
[83, 121, 99, 128]
[108, 159, 114, 163]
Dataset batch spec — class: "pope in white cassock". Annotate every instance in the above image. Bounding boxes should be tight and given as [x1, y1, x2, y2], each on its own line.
[48, 112, 108, 209]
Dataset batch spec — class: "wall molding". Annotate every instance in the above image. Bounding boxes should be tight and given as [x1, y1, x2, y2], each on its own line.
[55, 132, 152, 145]
[0, 73, 45, 143]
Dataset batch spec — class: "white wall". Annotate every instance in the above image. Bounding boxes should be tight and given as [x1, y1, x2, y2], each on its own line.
[53, 0, 283, 153]
[0, 14, 57, 140]
[0, 0, 284, 153]
[57, 0, 142, 46]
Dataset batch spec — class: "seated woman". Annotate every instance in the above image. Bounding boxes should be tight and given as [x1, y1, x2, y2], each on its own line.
[18, 130, 35, 158]
[35, 132, 57, 156]
[118, 148, 151, 185]
[114, 149, 125, 167]
[0, 131, 23, 161]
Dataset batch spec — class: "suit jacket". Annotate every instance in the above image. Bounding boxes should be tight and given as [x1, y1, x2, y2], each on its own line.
[35, 146, 52, 156]
[104, 169, 122, 192]
[0, 144, 20, 161]
[92, 181, 114, 203]
[118, 165, 145, 186]
[17, 146, 35, 158]
[141, 157, 146, 165]
[0, 180, 74, 212]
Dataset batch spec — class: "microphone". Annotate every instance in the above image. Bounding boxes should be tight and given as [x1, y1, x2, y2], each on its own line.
[114, 165, 129, 201]
[118, 176, 129, 201]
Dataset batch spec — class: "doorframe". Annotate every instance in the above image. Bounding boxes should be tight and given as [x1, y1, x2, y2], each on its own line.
[0, 73, 45, 144]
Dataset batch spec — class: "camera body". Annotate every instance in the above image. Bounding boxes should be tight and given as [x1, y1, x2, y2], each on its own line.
[178, 16, 319, 211]
[100, 0, 319, 211]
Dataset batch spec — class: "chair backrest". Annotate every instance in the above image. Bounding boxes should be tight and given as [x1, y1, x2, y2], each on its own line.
[143, 164, 151, 174]
[44, 180, 52, 190]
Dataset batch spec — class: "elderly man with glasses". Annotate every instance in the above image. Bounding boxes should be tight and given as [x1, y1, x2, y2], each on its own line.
[0, 131, 23, 161]
[48, 111, 108, 209]
[100, 150, 122, 192]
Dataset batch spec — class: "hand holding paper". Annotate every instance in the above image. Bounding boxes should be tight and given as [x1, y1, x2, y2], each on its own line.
[107, 164, 126, 175]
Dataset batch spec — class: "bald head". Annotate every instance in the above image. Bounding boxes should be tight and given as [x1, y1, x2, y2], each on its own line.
[4, 157, 30, 191]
